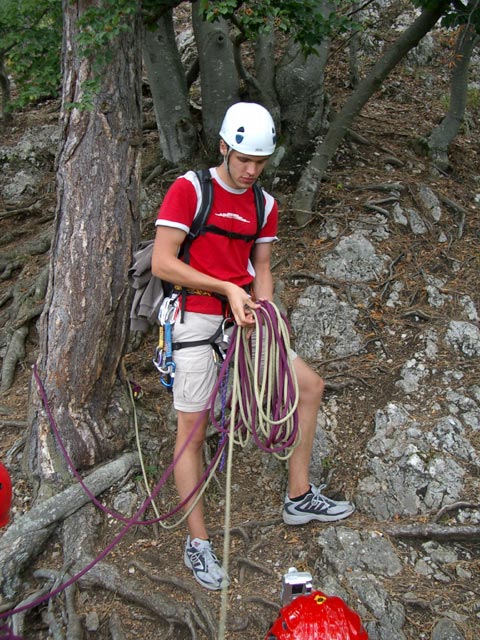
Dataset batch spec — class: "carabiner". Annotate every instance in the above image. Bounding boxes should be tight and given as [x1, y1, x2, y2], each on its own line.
[160, 358, 176, 389]
[157, 321, 176, 389]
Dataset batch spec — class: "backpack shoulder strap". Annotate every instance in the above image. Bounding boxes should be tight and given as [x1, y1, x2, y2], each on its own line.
[252, 183, 265, 237]
[188, 169, 214, 241]
[191, 169, 265, 239]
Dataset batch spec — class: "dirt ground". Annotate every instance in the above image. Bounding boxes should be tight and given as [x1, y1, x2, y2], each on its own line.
[1, 34, 480, 640]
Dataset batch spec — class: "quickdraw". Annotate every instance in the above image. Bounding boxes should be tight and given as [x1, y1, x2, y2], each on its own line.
[153, 294, 180, 389]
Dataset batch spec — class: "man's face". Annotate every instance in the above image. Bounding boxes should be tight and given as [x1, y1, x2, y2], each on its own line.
[219, 141, 270, 189]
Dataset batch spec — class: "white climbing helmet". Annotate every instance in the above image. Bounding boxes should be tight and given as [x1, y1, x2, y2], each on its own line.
[219, 102, 276, 156]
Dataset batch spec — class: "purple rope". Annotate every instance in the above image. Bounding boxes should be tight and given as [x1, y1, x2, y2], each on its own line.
[210, 300, 299, 454]
[1, 299, 296, 634]
[0, 368, 229, 631]
[31, 365, 224, 527]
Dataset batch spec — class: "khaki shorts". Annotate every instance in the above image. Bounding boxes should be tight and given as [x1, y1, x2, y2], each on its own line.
[171, 312, 224, 412]
[171, 311, 297, 413]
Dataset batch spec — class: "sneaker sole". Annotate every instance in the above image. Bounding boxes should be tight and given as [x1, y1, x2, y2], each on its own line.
[282, 506, 355, 525]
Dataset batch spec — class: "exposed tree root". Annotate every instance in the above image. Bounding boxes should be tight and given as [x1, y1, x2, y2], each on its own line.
[0, 230, 51, 269]
[237, 557, 275, 584]
[109, 612, 127, 640]
[433, 501, 480, 523]
[79, 560, 205, 639]
[0, 451, 139, 598]
[10, 585, 51, 637]
[0, 325, 28, 392]
[245, 595, 279, 611]
[0, 197, 51, 221]
[131, 560, 217, 638]
[384, 523, 480, 541]
[0, 264, 49, 391]
[385, 502, 480, 541]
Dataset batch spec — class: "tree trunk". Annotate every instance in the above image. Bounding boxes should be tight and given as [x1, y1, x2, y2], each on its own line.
[0, 55, 11, 130]
[426, 24, 479, 171]
[275, 39, 330, 154]
[275, 0, 332, 155]
[0, 452, 139, 598]
[254, 29, 278, 114]
[292, 0, 449, 224]
[143, 10, 198, 164]
[25, 0, 143, 489]
[192, 0, 240, 155]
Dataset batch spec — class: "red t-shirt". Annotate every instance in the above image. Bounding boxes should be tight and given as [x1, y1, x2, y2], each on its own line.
[156, 168, 278, 314]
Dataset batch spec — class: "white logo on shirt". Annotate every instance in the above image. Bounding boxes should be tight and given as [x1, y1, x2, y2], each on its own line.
[215, 212, 249, 223]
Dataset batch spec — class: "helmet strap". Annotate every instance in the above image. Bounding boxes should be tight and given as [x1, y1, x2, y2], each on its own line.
[223, 146, 233, 179]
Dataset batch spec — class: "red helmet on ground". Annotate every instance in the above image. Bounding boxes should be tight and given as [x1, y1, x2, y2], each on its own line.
[265, 590, 369, 640]
[0, 461, 13, 527]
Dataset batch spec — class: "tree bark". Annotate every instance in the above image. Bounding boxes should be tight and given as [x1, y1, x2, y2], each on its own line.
[143, 10, 198, 163]
[26, 0, 143, 487]
[426, 23, 479, 171]
[275, 38, 330, 154]
[0, 55, 11, 129]
[254, 28, 278, 114]
[192, 0, 240, 155]
[292, 0, 450, 224]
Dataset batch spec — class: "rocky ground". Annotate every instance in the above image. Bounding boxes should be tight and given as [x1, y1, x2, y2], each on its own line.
[1, 28, 480, 640]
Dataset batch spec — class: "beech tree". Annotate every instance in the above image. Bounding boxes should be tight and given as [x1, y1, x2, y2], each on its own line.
[292, 0, 452, 224]
[143, 8, 198, 163]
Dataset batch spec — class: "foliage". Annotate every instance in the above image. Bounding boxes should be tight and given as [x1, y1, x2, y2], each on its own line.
[200, 0, 356, 54]
[414, 0, 480, 33]
[1, 0, 478, 114]
[70, 0, 139, 109]
[0, 0, 62, 108]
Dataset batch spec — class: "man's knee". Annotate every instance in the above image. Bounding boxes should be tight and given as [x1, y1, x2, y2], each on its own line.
[307, 371, 324, 404]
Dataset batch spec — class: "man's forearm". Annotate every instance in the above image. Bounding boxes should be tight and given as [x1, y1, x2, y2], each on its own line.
[252, 269, 274, 301]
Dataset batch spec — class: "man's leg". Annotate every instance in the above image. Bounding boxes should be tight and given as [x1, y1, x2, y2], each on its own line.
[175, 408, 229, 590]
[287, 356, 324, 499]
[174, 409, 209, 540]
[283, 355, 355, 524]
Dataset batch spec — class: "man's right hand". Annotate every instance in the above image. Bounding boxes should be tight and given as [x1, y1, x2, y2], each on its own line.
[225, 283, 259, 327]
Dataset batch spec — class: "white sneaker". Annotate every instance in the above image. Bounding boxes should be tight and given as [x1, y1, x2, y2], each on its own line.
[283, 484, 355, 525]
[184, 536, 230, 591]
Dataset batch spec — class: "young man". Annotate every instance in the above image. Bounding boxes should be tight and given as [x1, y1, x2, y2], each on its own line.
[152, 102, 354, 591]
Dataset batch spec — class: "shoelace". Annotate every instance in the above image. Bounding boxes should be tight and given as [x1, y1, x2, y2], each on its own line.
[191, 547, 219, 570]
[309, 484, 333, 508]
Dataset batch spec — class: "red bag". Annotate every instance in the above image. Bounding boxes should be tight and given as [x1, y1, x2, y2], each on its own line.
[265, 590, 369, 639]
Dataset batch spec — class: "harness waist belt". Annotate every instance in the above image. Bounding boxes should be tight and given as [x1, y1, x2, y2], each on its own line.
[173, 285, 215, 297]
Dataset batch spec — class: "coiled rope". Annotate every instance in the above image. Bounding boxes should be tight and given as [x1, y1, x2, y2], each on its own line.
[2, 301, 298, 639]
[135, 300, 300, 533]
[208, 300, 299, 640]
